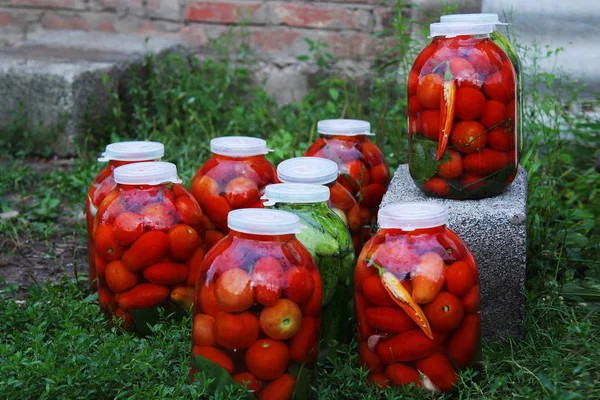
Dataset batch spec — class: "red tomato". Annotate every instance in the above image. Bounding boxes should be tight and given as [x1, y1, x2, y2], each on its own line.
[445, 261, 476, 296]
[225, 176, 260, 208]
[355, 292, 375, 341]
[479, 100, 506, 128]
[232, 372, 260, 393]
[258, 374, 295, 400]
[376, 329, 446, 363]
[449, 57, 482, 89]
[205, 229, 225, 249]
[252, 256, 284, 306]
[437, 149, 463, 179]
[121, 231, 169, 272]
[466, 41, 503, 76]
[423, 176, 449, 196]
[115, 283, 170, 309]
[341, 159, 370, 193]
[214, 268, 255, 313]
[299, 270, 322, 317]
[185, 247, 205, 287]
[461, 173, 487, 191]
[367, 372, 389, 388]
[98, 288, 117, 311]
[408, 95, 425, 115]
[105, 260, 139, 293]
[461, 285, 480, 314]
[95, 223, 125, 262]
[359, 140, 386, 166]
[417, 74, 443, 109]
[190, 174, 220, 205]
[361, 275, 395, 306]
[483, 68, 514, 103]
[329, 183, 356, 212]
[140, 202, 175, 231]
[359, 342, 384, 373]
[245, 339, 290, 380]
[259, 299, 303, 340]
[463, 148, 510, 175]
[423, 292, 464, 332]
[143, 262, 188, 285]
[201, 195, 232, 233]
[416, 353, 457, 392]
[198, 283, 220, 317]
[370, 163, 390, 185]
[486, 127, 515, 152]
[420, 109, 440, 141]
[447, 314, 480, 367]
[288, 316, 318, 363]
[365, 306, 416, 333]
[192, 313, 215, 346]
[408, 70, 420, 96]
[284, 266, 314, 305]
[112, 212, 144, 246]
[214, 311, 260, 349]
[384, 363, 420, 387]
[359, 184, 387, 209]
[168, 224, 202, 261]
[192, 346, 234, 374]
[175, 196, 203, 225]
[450, 121, 487, 153]
[454, 87, 485, 120]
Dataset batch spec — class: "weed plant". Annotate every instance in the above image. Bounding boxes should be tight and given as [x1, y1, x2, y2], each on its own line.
[0, 1, 599, 398]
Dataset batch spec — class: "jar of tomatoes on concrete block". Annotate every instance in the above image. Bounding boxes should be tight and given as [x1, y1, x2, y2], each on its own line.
[190, 136, 278, 250]
[262, 183, 355, 358]
[277, 156, 363, 254]
[87, 141, 164, 292]
[304, 119, 390, 239]
[408, 20, 518, 199]
[95, 162, 205, 333]
[191, 209, 320, 399]
[355, 203, 480, 392]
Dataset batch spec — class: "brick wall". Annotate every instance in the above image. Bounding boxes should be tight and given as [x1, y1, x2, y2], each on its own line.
[0, 0, 408, 61]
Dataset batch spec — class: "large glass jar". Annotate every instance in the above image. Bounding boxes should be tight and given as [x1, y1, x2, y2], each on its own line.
[191, 209, 320, 399]
[190, 136, 278, 249]
[262, 183, 355, 358]
[86, 141, 164, 292]
[277, 156, 363, 254]
[304, 119, 390, 239]
[440, 13, 523, 153]
[355, 203, 480, 392]
[95, 162, 205, 334]
[408, 21, 518, 199]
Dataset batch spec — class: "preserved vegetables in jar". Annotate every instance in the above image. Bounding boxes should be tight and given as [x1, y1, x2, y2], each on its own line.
[355, 203, 480, 392]
[277, 156, 363, 253]
[263, 183, 355, 357]
[95, 162, 205, 333]
[191, 209, 320, 399]
[86, 141, 164, 292]
[408, 21, 518, 199]
[305, 119, 390, 238]
[190, 136, 278, 249]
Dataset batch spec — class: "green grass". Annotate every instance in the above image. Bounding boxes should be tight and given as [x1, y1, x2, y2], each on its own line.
[1, 2, 599, 398]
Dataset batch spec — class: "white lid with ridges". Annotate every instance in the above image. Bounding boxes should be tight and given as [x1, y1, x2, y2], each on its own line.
[378, 202, 448, 231]
[262, 183, 330, 206]
[114, 161, 182, 185]
[210, 136, 270, 157]
[440, 13, 507, 26]
[277, 157, 339, 185]
[98, 141, 164, 162]
[227, 208, 304, 234]
[429, 21, 495, 38]
[317, 119, 373, 136]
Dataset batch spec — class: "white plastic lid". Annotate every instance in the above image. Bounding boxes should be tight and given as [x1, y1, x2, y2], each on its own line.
[98, 141, 164, 162]
[227, 208, 304, 235]
[317, 119, 373, 136]
[277, 157, 339, 185]
[114, 161, 182, 185]
[262, 183, 330, 206]
[429, 21, 495, 38]
[210, 136, 270, 157]
[440, 13, 507, 26]
[378, 202, 448, 231]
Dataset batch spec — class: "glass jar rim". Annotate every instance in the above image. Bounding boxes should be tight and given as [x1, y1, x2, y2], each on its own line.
[429, 21, 495, 38]
[317, 119, 374, 136]
[114, 161, 182, 185]
[210, 136, 271, 157]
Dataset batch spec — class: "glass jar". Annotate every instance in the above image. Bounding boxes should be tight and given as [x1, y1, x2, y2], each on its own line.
[440, 13, 523, 154]
[86, 141, 164, 292]
[190, 136, 278, 249]
[262, 183, 355, 358]
[408, 21, 518, 199]
[191, 209, 320, 399]
[304, 119, 390, 239]
[277, 156, 363, 254]
[95, 162, 205, 334]
[355, 203, 480, 392]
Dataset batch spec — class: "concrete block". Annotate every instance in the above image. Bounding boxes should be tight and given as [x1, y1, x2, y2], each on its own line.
[381, 164, 527, 341]
[0, 31, 185, 156]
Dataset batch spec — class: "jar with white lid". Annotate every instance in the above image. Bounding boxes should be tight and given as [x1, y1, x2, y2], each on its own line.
[355, 203, 480, 392]
[87, 141, 164, 292]
[408, 20, 519, 199]
[304, 119, 390, 240]
[191, 208, 320, 399]
[277, 156, 363, 253]
[262, 183, 355, 357]
[190, 136, 278, 249]
[95, 162, 205, 333]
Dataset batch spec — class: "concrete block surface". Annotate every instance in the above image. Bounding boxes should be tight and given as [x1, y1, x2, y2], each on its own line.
[381, 164, 527, 341]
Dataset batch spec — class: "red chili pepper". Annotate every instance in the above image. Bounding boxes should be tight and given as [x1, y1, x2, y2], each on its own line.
[437, 66, 456, 161]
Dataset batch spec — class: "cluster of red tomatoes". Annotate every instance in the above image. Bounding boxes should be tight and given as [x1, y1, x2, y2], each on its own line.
[191, 233, 321, 399]
[408, 36, 518, 198]
[355, 228, 480, 391]
[93, 183, 205, 325]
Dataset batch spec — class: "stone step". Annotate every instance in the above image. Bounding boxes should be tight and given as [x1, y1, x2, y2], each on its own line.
[0, 31, 185, 156]
[381, 165, 527, 341]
